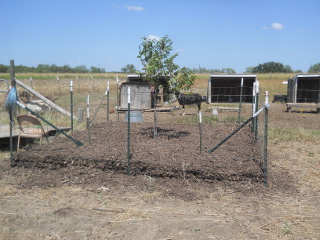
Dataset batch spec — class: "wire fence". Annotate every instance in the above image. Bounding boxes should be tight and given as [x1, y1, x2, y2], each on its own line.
[1, 77, 270, 186]
[295, 89, 320, 103]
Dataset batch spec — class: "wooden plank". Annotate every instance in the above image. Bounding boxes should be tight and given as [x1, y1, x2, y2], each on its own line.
[286, 103, 320, 108]
[208, 106, 239, 112]
[15, 79, 78, 120]
[286, 103, 320, 113]
[0, 125, 71, 139]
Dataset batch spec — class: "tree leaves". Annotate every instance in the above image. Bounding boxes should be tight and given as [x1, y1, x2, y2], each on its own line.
[137, 35, 195, 92]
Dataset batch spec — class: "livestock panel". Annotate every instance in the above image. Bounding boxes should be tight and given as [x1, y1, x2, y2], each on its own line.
[286, 74, 320, 103]
[207, 75, 257, 103]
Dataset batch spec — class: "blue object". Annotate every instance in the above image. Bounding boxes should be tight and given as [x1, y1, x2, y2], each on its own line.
[5, 86, 17, 114]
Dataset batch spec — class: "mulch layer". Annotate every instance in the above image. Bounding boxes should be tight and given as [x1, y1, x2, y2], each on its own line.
[12, 121, 264, 184]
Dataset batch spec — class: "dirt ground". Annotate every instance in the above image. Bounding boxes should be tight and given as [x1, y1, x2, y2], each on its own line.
[0, 103, 319, 240]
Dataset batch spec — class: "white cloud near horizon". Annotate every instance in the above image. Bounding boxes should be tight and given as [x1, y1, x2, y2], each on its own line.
[125, 5, 144, 11]
[271, 22, 284, 30]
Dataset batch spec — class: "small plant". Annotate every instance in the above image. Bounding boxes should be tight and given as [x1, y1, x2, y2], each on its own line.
[307, 151, 314, 157]
[143, 174, 155, 192]
[281, 222, 292, 235]
[144, 174, 154, 183]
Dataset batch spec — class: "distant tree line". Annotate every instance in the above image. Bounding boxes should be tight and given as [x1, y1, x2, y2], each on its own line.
[1, 61, 319, 74]
[188, 66, 236, 74]
[308, 63, 320, 73]
[121, 64, 137, 73]
[245, 61, 320, 73]
[245, 61, 301, 74]
[0, 64, 106, 73]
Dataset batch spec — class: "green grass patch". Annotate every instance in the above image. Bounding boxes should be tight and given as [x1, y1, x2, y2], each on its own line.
[269, 127, 320, 143]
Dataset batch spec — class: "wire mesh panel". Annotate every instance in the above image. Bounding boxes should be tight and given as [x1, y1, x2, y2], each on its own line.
[1, 76, 268, 185]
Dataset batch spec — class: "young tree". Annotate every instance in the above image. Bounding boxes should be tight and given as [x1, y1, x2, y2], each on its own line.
[137, 35, 195, 93]
[137, 35, 196, 137]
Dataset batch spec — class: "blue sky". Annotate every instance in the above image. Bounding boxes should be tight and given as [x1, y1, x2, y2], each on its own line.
[1, 0, 319, 73]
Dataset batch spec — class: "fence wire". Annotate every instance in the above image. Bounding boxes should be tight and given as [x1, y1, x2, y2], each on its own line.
[0, 77, 269, 185]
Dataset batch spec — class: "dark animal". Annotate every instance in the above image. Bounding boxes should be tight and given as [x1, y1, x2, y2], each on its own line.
[176, 92, 207, 115]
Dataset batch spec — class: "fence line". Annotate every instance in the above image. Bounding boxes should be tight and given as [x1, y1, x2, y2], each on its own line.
[2, 76, 270, 186]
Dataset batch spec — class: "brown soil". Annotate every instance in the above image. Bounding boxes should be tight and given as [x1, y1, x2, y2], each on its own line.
[0, 103, 319, 240]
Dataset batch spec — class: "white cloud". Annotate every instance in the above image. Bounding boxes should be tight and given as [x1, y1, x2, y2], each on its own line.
[262, 26, 269, 30]
[271, 22, 284, 30]
[125, 5, 144, 11]
[146, 35, 161, 41]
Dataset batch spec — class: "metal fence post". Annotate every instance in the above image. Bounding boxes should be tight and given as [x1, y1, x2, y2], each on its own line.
[106, 81, 109, 121]
[86, 95, 91, 144]
[127, 87, 131, 176]
[251, 82, 256, 133]
[116, 75, 120, 122]
[255, 81, 260, 140]
[263, 91, 270, 187]
[9, 60, 15, 166]
[238, 78, 243, 123]
[70, 81, 73, 132]
[199, 111, 203, 152]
